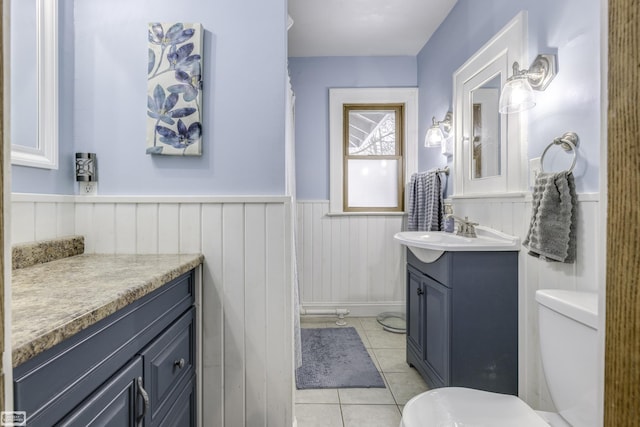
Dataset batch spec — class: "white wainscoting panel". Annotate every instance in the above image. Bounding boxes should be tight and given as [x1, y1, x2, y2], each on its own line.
[158, 203, 180, 253]
[10, 194, 293, 427]
[452, 194, 600, 412]
[93, 203, 116, 254]
[136, 204, 159, 254]
[14, 192, 598, 422]
[12, 201, 37, 244]
[75, 202, 95, 253]
[114, 204, 136, 253]
[34, 203, 57, 241]
[296, 201, 406, 316]
[11, 195, 75, 244]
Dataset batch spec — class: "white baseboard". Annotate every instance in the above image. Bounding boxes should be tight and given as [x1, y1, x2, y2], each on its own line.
[300, 302, 405, 318]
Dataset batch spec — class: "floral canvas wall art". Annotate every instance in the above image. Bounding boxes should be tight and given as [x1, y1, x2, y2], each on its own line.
[147, 22, 203, 156]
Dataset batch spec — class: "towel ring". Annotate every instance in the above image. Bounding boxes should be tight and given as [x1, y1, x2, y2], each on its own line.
[540, 132, 579, 173]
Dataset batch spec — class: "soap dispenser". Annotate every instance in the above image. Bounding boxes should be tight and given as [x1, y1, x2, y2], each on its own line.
[443, 202, 454, 233]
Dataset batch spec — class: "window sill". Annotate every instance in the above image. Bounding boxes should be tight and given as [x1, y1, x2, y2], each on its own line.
[326, 211, 407, 217]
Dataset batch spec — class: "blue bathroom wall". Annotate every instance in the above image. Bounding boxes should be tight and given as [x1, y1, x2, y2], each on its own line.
[418, 0, 601, 194]
[13, 0, 287, 195]
[11, 0, 76, 194]
[289, 56, 418, 200]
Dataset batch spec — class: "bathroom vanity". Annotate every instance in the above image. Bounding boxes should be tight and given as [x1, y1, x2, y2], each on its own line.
[11, 238, 203, 426]
[405, 248, 518, 395]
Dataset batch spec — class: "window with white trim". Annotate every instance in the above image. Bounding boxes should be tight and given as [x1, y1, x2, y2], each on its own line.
[329, 88, 418, 214]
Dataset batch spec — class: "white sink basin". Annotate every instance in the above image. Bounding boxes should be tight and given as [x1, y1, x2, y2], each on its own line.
[394, 226, 520, 263]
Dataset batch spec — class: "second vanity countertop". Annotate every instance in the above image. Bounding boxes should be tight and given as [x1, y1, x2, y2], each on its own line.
[12, 253, 204, 367]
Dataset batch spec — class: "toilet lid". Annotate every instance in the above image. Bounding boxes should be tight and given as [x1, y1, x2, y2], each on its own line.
[401, 388, 550, 427]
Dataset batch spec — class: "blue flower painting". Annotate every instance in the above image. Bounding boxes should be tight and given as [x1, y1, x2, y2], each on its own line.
[147, 23, 203, 156]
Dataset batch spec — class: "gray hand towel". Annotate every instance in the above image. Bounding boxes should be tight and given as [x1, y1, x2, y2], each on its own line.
[523, 171, 577, 263]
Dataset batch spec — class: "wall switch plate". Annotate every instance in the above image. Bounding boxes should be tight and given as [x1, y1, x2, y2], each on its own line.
[529, 157, 541, 187]
[79, 181, 98, 195]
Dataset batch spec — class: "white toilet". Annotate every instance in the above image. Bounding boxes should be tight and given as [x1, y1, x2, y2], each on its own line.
[400, 289, 599, 427]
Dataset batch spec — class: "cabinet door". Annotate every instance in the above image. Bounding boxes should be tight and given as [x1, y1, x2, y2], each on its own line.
[406, 267, 424, 354]
[155, 377, 196, 427]
[423, 277, 451, 388]
[57, 356, 146, 427]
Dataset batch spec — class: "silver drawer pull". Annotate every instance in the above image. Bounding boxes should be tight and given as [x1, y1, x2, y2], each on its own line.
[137, 376, 149, 426]
[174, 358, 186, 369]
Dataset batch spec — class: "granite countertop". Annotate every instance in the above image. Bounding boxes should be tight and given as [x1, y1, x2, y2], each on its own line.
[12, 253, 204, 367]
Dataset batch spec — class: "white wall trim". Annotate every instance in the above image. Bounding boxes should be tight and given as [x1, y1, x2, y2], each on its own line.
[597, 1, 608, 424]
[13, 190, 598, 225]
[523, 192, 599, 203]
[300, 198, 408, 216]
[450, 191, 600, 203]
[301, 302, 405, 318]
[11, 193, 75, 203]
[12, 193, 290, 204]
[3, 0, 15, 410]
[575, 192, 600, 202]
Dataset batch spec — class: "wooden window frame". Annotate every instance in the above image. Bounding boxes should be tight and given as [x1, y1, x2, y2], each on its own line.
[342, 103, 405, 213]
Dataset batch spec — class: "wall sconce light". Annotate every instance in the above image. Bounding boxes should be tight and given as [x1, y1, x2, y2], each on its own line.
[425, 111, 453, 147]
[75, 152, 98, 195]
[498, 54, 557, 114]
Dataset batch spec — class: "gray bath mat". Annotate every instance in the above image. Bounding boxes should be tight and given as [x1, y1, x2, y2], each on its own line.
[296, 327, 385, 389]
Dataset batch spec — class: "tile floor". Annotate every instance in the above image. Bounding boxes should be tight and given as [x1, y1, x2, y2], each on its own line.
[296, 317, 428, 427]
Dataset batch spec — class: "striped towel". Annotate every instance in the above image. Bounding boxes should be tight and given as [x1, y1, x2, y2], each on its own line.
[407, 170, 444, 231]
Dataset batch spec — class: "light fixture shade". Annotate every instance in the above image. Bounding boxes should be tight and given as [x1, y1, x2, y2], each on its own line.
[499, 75, 536, 114]
[425, 125, 445, 147]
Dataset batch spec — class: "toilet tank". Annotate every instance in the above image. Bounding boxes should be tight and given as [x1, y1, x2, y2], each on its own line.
[536, 290, 598, 427]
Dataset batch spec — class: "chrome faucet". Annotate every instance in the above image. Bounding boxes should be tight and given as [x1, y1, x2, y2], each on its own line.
[446, 215, 478, 238]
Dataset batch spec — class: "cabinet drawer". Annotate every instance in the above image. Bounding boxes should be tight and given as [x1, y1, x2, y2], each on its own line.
[141, 307, 195, 424]
[156, 375, 196, 427]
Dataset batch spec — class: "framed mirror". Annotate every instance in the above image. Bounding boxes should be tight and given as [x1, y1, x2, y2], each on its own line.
[471, 75, 501, 180]
[453, 11, 527, 196]
[9, 0, 58, 169]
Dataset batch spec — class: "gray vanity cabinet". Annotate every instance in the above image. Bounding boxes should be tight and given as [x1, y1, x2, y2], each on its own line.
[13, 270, 197, 427]
[406, 249, 518, 395]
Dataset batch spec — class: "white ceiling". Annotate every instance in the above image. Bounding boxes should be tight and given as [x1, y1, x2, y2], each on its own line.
[288, 0, 458, 57]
